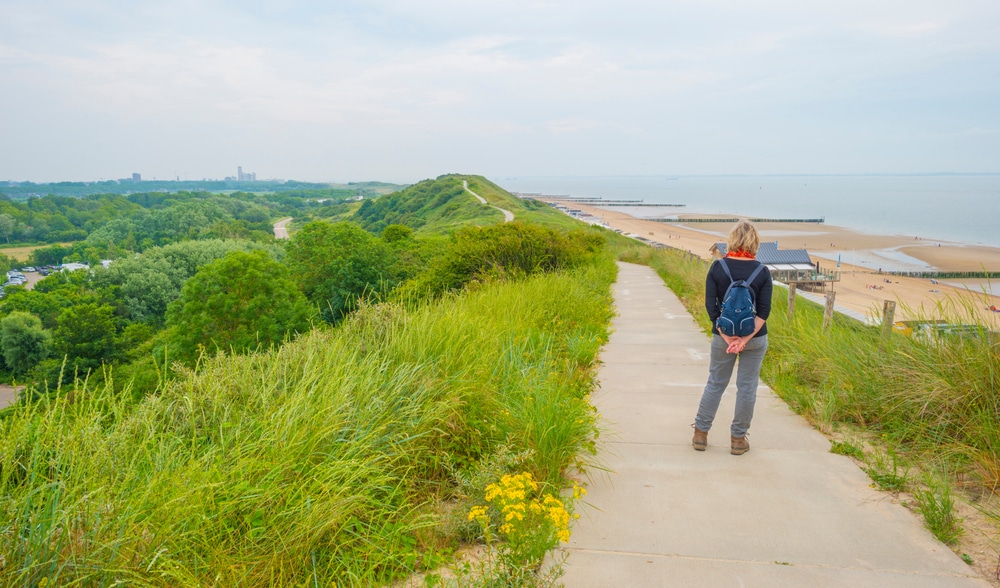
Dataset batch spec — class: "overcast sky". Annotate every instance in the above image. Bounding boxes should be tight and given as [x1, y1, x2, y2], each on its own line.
[1, 0, 998, 183]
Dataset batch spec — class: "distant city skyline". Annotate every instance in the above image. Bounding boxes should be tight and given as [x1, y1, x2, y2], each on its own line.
[1, 1, 998, 184]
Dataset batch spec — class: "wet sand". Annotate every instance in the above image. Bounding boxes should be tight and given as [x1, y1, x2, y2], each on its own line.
[546, 200, 1000, 326]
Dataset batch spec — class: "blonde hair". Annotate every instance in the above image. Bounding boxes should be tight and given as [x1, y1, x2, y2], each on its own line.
[727, 220, 760, 255]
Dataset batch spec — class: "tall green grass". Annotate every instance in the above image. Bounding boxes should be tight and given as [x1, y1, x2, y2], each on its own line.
[0, 260, 615, 586]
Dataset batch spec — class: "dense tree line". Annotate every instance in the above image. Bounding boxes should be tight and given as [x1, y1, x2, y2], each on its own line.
[0, 176, 603, 408]
[0, 180, 402, 200]
[0, 187, 386, 252]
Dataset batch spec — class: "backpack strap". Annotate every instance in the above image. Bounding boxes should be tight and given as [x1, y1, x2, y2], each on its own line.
[718, 258, 734, 283]
[743, 263, 766, 305]
[746, 263, 765, 287]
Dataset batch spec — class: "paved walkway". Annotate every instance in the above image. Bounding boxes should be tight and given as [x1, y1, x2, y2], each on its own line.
[463, 180, 514, 222]
[557, 262, 989, 587]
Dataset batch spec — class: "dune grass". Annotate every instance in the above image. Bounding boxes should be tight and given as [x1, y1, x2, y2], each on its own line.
[0, 259, 615, 586]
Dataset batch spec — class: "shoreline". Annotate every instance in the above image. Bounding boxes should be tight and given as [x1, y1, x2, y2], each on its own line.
[543, 199, 1000, 326]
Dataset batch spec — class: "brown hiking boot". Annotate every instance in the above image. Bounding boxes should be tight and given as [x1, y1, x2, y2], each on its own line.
[692, 426, 708, 451]
[730, 436, 750, 455]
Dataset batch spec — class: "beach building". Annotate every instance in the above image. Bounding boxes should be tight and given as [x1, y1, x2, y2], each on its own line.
[711, 241, 840, 292]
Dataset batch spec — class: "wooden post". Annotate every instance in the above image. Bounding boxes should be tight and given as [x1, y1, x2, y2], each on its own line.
[823, 291, 836, 331]
[787, 283, 797, 320]
[882, 300, 896, 338]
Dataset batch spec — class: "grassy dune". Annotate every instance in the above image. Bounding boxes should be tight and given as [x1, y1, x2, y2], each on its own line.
[0, 260, 615, 586]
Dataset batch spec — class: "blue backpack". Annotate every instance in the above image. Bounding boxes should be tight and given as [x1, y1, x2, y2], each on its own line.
[716, 259, 766, 337]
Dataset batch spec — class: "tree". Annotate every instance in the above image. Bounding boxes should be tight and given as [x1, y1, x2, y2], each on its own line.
[381, 224, 413, 243]
[29, 245, 70, 267]
[92, 239, 283, 325]
[0, 213, 14, 243]
[0, 312, 51, 374]
[53, 303, 117, 371]
[165, 250, 314, 363]
[285, 221, 396, 322]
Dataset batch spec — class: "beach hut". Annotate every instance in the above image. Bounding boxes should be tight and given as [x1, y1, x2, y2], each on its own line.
[711, 241, 839, 292]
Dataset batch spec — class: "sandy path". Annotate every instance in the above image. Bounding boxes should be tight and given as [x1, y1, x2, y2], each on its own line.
[548, 200, 1000, 326]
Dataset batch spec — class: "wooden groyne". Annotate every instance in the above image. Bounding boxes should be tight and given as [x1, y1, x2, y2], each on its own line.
[882, 270, 1000, 279]
[652, 217, 825, 224]
[553, 197, 645, 204]
[521, 195, 685, 206]
[601, 202, 685, 207]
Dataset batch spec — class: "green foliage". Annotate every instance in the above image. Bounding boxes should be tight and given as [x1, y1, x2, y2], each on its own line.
[0, 252, 14, 276]
[354, 175, 496, 234]
[93, 239, 282, 325]
[462, 472, 576, 586]
[0, 311, 51, 374]
[28, 244, 71, 266]
[407, 222, 605, 298]
[382, 223, 414, 243]
[53, 302, 118, 372]
[0, 193, 144, 244]
[1, 271, 101, 329]
[286, 221, 397, 322]
[1, 179, 403, 200]
[863, 448, 910, 492]
[463, 176, 584, 231]
[0, 212, 14, 243]
[0, 260, 614, 585]
[913, 477, 963, 545]
[829, 440, 864, 460]
[165, 250, 315, 363]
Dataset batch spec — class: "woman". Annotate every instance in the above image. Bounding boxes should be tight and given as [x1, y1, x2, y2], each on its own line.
[692, 220, 772, 455]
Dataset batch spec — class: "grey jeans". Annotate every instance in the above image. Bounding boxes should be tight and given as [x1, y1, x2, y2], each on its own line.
[694, 334, 768, 439]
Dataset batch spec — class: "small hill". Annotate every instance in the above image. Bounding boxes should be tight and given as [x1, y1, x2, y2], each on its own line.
[353, 174, 578, 234]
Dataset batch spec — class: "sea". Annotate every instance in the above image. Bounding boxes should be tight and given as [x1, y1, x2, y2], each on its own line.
[496, 174, 1000, 250]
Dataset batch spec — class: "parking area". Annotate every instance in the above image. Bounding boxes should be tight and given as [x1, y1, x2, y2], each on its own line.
[4, 267, 54, 293]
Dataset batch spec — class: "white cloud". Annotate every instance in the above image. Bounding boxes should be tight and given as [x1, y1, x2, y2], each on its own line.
[1, 0, 999, 180]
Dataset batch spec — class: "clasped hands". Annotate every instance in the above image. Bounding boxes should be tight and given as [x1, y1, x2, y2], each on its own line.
[721, 334, 749, 354]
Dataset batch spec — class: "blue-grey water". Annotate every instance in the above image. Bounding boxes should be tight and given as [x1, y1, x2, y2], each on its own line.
[497, 175, 1000, 249]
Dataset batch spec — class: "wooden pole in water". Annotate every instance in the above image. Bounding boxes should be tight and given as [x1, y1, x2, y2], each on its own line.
[787, 283, 797, 321]
[882, 300, 896, 339]
[823, 291, 836, 331]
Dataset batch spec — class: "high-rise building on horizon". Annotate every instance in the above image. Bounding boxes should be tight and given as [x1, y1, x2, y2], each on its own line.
[132, 173, 141, 183]
[236, 166, 256, 182]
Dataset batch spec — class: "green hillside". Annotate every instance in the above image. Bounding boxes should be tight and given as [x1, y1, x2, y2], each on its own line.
[353, 173, 577, 235]
[0, 174, 617, 586]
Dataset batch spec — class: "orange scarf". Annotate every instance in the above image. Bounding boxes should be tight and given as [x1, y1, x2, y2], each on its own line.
[726, 250, 755, 260]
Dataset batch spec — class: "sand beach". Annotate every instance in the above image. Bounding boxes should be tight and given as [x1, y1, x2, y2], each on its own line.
[543, 199, 1000, 327]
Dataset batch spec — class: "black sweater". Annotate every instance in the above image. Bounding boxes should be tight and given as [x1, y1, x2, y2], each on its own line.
[705, 258, 773, 338]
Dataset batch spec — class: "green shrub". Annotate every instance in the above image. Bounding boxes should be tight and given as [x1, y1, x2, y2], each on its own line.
[409, 222, 605, 298]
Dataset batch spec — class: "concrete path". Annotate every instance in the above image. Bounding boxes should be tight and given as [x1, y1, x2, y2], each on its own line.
[273, 217, 292, 239]
[463, 180, 514, 222]
[557, 262, 989, 587]
[0, 385, 18, 408]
